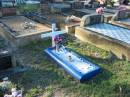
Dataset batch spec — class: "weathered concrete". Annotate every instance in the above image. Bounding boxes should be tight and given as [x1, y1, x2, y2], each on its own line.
[65, 23, 79, 33]
[0, 16, 51, 48]
[26, 13, 81, 33]
[110, 20, 130, 29]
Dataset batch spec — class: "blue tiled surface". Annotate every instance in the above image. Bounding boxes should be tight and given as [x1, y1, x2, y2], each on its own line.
[86, 23, 130, 45]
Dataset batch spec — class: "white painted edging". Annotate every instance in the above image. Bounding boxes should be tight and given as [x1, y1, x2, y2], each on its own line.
[41, 30, 67, 38]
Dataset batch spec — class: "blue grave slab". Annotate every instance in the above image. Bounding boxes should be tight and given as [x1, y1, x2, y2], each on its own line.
[44, 47, 101, 82]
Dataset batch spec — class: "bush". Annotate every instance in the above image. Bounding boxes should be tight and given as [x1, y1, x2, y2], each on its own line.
[0, 86, 4, 97]
[25, 88, 39, 97]
[18, 4, 40, 13]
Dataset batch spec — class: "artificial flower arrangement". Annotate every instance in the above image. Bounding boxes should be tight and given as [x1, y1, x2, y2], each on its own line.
[54, 35, 62, 44]
[54, 35, 63, 51]
[96, 7, 104, 14]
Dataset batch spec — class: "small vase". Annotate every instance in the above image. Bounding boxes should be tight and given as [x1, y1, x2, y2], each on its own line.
[56, 44, 60, 52]
[68, 55, 72, 62]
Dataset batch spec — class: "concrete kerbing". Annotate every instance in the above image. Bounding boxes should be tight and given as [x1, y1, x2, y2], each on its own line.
[80, 14, 104, 27]
[0, 15, 51, 48]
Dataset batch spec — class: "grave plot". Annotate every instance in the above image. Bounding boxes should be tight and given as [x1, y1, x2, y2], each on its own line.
[75, 14, 130, 61]
[62, 9, 89, 18]
[45, 47, 101, 82]
[40, 3, 83, 32]
[41, 25, 101, 82]
[27, 12, 81, 33]
[0, 15, 51, 47]
[73, 8, 114, 22]
[41, 13, 80, 29]
[110, 9, 130, 29]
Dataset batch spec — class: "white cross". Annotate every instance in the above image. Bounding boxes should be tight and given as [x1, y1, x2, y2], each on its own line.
[41, 23, 67, 47]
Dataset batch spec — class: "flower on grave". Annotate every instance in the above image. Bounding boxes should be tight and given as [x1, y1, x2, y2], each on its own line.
[96, 7, 104, 14]
[54, 35, 62, 44]
[54, 35, 63, 51]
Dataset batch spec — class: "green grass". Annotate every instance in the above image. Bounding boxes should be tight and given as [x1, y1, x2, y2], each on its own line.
[17, 4, 40, 13]
[12, 35, 130, 97]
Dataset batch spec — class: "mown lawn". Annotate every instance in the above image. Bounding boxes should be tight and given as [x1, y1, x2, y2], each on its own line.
[11, 34, 130, 97]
